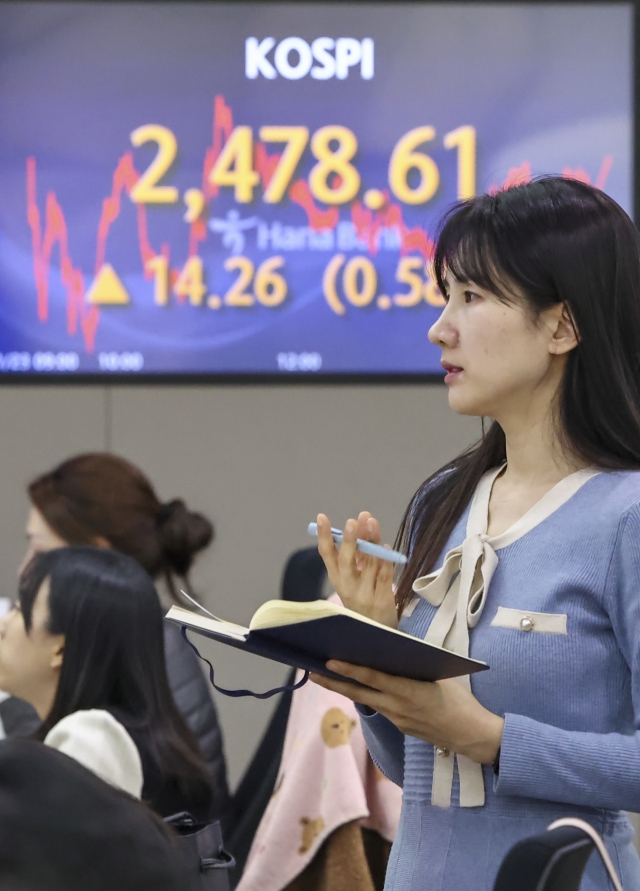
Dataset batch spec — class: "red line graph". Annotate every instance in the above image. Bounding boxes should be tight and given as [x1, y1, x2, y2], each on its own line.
[25, 93, 615, 354]
[94, 153, 155, 275]
[26, 157, 100, 351]
[488, 157, 614, 195]
[351, 194, 434, 259]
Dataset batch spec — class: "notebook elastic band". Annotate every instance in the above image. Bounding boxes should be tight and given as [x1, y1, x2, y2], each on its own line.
[180, 626, 309, 699]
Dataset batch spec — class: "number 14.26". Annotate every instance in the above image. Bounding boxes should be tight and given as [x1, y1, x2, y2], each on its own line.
[144, 254, 288, 309]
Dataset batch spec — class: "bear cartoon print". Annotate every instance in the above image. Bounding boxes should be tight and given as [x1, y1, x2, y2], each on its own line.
[299, 815, 325, 854]
[236, 642, 401, 891]
[320, 707, 356, 748]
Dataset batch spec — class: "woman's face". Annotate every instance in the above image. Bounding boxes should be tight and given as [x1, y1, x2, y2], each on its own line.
[19, 509, 68, 576]
[428, 274, 575, 420]
[0, 581, 64, 718]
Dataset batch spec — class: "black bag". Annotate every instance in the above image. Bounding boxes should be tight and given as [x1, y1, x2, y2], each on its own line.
[493, 817, 625, 891]
[165, 812, 235, 891]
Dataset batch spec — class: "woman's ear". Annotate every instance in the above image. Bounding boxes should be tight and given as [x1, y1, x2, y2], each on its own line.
[50, 637, 65, 671]
[546, 303, 580, 356]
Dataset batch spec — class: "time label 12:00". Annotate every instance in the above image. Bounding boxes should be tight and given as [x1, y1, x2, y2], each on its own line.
[129, 123, 476, 209]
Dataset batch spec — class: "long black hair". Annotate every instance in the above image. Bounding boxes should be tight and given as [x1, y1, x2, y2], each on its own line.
[19, 546, 212, 813]
[395, 177, 640, 613]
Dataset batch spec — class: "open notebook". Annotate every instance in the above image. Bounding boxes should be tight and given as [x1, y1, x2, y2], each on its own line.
[166, 599, 488, 684]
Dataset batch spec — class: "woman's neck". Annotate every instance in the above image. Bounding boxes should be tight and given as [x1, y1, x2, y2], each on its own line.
[28, 682, 58, 722]
[495, 391, 589, 488]
[502, 423, 586, 487]
[485, 398, 591, 538]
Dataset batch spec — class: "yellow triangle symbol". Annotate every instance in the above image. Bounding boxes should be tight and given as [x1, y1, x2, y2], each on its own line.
[86, 263, 130, 305]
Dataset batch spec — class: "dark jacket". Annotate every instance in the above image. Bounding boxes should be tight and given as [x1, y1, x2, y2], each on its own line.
[0, 739, 193, 891]
[0, 695, 41, 738]
[163, 622, 230, 821]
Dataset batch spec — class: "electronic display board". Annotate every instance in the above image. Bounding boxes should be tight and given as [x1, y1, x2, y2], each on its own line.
[0, 2, 632, 378]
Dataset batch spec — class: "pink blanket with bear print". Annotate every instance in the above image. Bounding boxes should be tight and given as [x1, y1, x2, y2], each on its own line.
[236, 631, 402, 891]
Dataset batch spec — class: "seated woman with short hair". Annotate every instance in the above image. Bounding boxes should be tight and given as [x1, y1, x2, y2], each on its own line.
[0, 545, 213, 820]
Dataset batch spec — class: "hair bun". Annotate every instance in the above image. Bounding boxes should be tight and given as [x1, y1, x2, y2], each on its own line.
[156, 499, 214, 577]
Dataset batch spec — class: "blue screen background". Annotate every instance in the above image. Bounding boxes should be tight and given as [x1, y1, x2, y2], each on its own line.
[0, 2, 632, 376]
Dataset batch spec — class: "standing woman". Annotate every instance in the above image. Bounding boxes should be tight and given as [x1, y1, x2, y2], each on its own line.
[314, 178, 640, 890]
[21, 453, 229, 820]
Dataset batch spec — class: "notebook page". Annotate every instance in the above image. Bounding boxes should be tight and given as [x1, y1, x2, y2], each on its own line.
[165, 606, 249, 641]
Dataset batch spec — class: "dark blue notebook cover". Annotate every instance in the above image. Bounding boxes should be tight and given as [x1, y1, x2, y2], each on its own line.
[168, 612, 488, 683]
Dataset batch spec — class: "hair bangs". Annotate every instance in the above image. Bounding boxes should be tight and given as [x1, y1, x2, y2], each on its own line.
[433, 201, 516, 304]
[18, 551, 54, 633]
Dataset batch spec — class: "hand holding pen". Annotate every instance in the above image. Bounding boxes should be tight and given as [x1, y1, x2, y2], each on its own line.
[308, 523, 407, 564]
[314, 512, 400, 629]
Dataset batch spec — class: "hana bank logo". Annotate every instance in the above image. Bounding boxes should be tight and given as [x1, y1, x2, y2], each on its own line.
[245, 37, 374, 81]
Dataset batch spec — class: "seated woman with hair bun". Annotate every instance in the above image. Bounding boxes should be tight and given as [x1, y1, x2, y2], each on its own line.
[17, 453, 229, 820]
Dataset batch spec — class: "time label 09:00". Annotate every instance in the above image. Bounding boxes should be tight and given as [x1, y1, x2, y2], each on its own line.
[0, 352, 80, 372]
[0, 353, 145, 373]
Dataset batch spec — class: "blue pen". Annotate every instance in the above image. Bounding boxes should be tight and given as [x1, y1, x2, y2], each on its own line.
[307, 522, 408, 564]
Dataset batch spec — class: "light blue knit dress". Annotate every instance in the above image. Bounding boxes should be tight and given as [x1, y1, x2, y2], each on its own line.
[360, 470, 640, 891]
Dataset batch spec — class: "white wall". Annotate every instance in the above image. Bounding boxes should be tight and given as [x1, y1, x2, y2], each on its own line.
[0, 384, 480, 786]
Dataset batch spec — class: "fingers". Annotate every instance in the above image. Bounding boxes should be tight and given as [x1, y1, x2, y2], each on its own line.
[355, 512, 372, 572]
[337, 519, 360, 582]
[309, 672, 384, 711]
[355, 511, 373, 540]
[361, 518, 391, 590]
[317, 511, 390, 612]
[365, 516, 382, 544]
[316, 514, 340, 586]
[376, 549, 395, 587]
[361, 547, 381, 590]
[325, 660, 406, 695]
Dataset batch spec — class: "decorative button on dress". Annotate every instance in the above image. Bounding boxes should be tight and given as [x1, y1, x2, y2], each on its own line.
[359, 469, 640, 891]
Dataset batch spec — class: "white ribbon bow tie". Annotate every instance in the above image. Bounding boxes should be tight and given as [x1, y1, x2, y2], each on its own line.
[412, 533, 498, 808]
[408, 465, 600, 810]
[414, 533, 499, 645]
